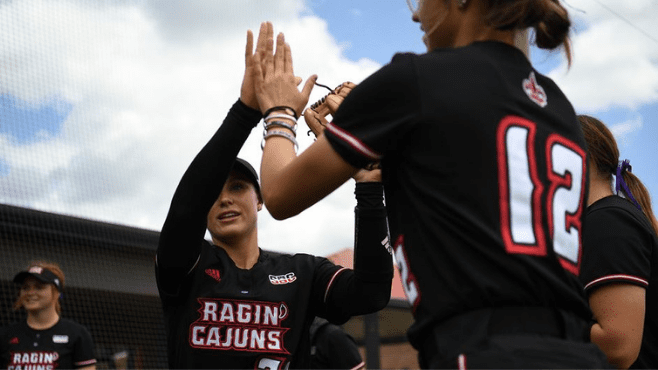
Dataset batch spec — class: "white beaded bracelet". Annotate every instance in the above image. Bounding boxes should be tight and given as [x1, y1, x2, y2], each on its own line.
[261, 129, 299, 151]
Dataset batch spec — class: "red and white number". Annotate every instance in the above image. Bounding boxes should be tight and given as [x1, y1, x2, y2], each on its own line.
[497, 116, 586, 275]
[394, 235, 420, 310]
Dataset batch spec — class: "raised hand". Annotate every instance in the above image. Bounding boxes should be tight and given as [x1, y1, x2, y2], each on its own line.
[240, 24, 269, 110]
[252, 22, 317, 118]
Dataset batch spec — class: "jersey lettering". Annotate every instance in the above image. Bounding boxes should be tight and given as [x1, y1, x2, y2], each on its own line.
[191, 298, 290, 354]
[394, 235, 420, 310]
[256, 356, 290, 370]
[9, 351, 60, 370]
[497, 117, 546, 256]
[497, 116, 586, 275]
[546, 134, 586, 274]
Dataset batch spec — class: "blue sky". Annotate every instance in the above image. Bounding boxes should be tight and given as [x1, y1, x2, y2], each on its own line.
[308, 0, 658, 214]
[0, 94, 71, 145]
[0, 0, 656, 255]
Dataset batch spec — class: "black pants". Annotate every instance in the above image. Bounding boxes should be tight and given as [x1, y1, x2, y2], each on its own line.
[418, 307, 612, 369]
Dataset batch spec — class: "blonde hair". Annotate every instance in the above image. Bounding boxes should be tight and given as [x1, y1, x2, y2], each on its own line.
[13, 261, 66, 315]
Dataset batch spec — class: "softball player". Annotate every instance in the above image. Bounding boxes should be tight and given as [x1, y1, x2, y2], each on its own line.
[578, 115, 658, 368]
[155, 27, 392, 369]
[0, 262, 97, 370]
[254, 0, 612, 367]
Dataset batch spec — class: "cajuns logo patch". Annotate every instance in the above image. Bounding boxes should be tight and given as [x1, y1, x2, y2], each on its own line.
[523, 71, 547, 108]
[269, 273, 296, 285]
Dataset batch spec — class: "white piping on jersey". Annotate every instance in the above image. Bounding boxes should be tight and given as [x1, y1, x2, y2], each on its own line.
[326, 123, 382, 161]
[188, 255, 201, 275]
[350, 361, 366, 370]
[324, 267, 349, 303]
[585, 274, 648, 290]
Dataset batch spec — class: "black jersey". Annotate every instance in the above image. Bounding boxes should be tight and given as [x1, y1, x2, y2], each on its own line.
[324, 41, 592, 348]
[0, 318, 97, 370]
[156, 100, 392, 369]
[580, 196, 658, 368]
[309, 318, 363, 370]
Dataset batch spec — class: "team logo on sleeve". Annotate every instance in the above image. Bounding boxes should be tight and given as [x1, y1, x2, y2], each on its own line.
[523, 72, 547, 107]
[268, 273, 296, 285]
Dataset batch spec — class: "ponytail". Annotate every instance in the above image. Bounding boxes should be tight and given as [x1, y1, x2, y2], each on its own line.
[578, 115, 658, 235]
[484, 0, 572, 65]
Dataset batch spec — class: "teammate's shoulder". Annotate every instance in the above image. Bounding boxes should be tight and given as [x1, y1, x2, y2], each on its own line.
[0, 320, 23, 336]
[589, 195, 641, 215]
[56, 318, 91, 332]
[588, 196, 655, 232]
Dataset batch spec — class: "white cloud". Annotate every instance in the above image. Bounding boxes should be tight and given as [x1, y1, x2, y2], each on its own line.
[549, 0, 658, 112]
[610, 116, 643, 147]
[0, 0, 379, 256]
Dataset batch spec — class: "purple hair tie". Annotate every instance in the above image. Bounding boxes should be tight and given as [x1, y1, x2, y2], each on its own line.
[616, 159, 642, 211]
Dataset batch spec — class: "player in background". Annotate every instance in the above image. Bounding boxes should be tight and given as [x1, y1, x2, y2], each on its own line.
[309, 317, 364, 370]
[155, 24, 392, 369]
[0, 262, 97, 370]
[578, 115, 658, 369]
[252, 0, 612, 367]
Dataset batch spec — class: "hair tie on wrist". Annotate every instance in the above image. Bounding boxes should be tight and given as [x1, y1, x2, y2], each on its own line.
[264, 120, 296, 133]
[261, 130, 299, 151]
[615, 159, 642, 210]
[264, 106, 299, 120]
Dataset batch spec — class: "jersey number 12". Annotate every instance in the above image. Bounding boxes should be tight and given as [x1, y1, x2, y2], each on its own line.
[497, 116, 586, 275]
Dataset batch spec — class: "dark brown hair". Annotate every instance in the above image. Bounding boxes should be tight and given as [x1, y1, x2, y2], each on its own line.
[484, 0, 573, 65]
[578, 114, 658, 235]
[14, 261, 66, 315]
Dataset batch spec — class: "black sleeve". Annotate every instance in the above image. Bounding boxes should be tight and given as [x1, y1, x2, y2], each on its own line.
[580, 203, 652, 293]
[325, 53, 420, 169]
[155, 99, 261, 297]
[323, 182, 393, 321]
[312, 324, 363, 369]
[0, 326, 7, 368]
[73, 324, 97, 368]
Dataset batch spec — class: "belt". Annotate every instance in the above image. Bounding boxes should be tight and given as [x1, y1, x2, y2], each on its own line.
[420, 307, 590, 364]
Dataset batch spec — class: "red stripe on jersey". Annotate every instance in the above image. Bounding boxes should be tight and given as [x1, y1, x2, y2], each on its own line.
[76, 359, 98, 366]
[458, 354, 467, 370]
[584, 274, 648, 290]
[326, 123, 382, 161]
[324, 267, 349, 303]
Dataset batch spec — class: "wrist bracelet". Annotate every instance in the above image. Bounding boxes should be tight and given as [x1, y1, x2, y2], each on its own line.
[265, 113, 297, 124]
[264, 106, 299, 120]
[261, 130, 299, 151]
[264, 120, 297, 133]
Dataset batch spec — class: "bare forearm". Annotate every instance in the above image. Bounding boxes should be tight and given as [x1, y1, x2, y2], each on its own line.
[261, 136, 356, 219]
[591, 323, 639, 369]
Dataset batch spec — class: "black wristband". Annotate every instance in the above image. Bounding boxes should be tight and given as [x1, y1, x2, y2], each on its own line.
[264, 106, 299, 120]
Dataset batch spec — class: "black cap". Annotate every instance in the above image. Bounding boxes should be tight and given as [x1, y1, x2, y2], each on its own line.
[232, 158, 261, 196]
[14, 266, 63, 291]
